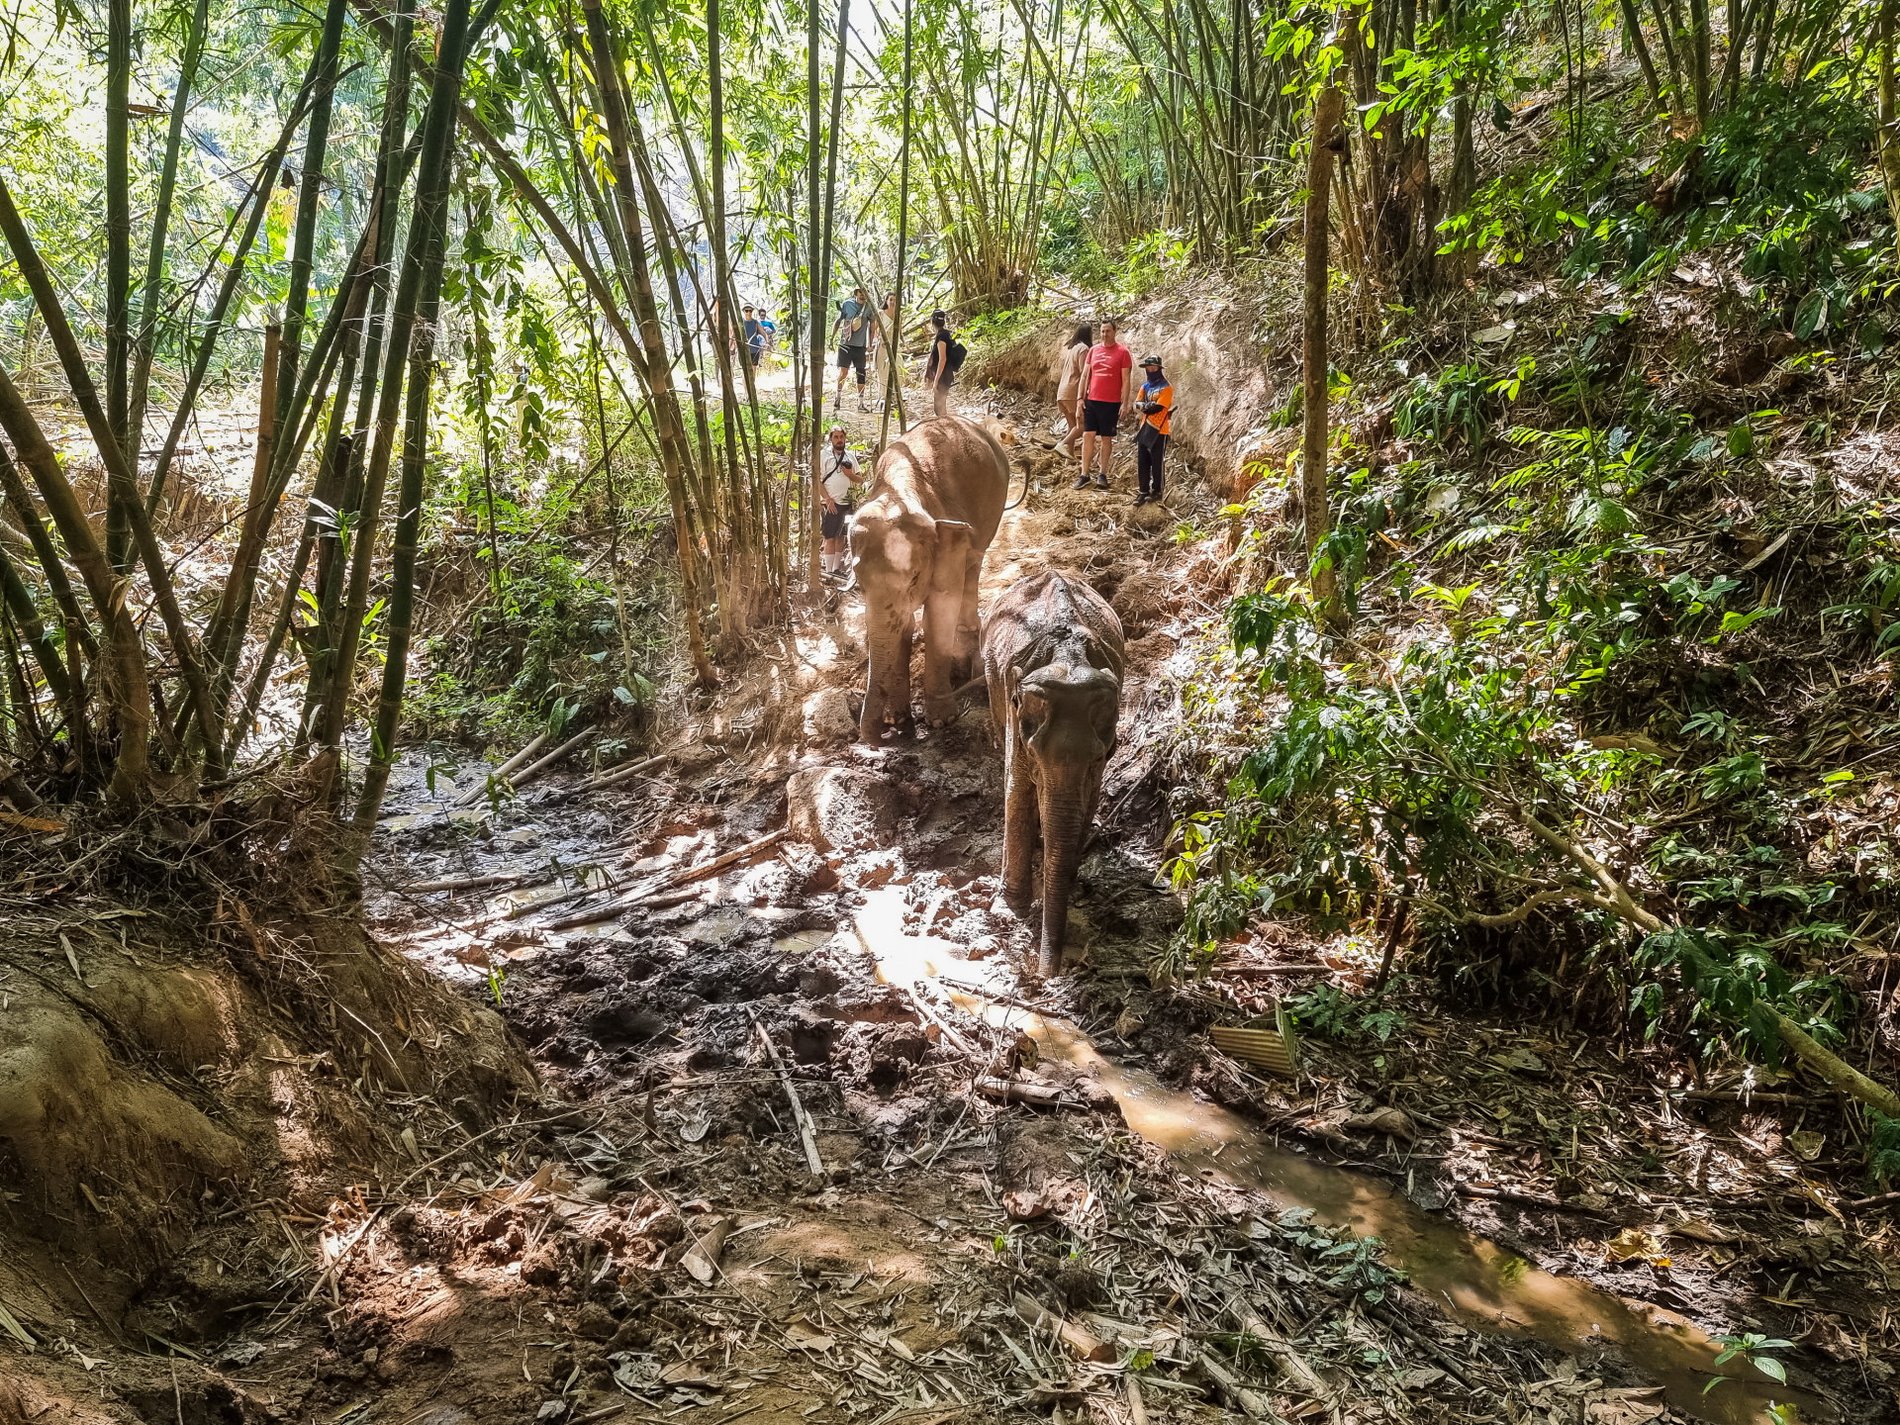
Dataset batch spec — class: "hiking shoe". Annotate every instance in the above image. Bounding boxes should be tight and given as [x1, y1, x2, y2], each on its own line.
[1133, 493, 1149, 507]
[1072, 474, 1092, 490]
[1093, 478, 1110, 490]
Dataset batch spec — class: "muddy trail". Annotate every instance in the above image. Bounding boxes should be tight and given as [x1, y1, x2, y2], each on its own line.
[337, 387, 1887, 1424]
[9, 384, 1887, 1425]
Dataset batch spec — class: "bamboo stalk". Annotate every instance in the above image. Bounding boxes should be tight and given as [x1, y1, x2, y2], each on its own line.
[127, 0, 212, 450]
[349, 0, 481, 839]
[1301, 88, 1344, 627]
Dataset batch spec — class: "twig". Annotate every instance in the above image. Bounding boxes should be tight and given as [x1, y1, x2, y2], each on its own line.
[1847, 1189, 1900, 1211]
[750, 1009, 825, 1180]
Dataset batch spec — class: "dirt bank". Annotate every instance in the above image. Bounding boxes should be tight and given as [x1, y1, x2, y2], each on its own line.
[966, 270, 1305, 495]
[0, 814, 535, 1421]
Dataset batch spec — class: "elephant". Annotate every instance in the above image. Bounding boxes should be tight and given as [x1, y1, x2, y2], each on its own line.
[982, 570, 1125, 976]
[850, 416, 1011, 741]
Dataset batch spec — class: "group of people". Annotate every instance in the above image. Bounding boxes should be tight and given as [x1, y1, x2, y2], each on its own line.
[814, 305, 1171, 589]
[1056, 318, 1173, 506]
[830, 287, 965, 420]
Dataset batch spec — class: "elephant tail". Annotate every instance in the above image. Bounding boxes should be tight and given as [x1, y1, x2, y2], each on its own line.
[1003, 456, 1032, 512]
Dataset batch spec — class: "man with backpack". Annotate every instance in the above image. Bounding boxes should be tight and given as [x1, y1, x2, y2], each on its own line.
[1074, 317, 1134, 491]
[832, 285, 873, 412]
[922, 310, 966, 419]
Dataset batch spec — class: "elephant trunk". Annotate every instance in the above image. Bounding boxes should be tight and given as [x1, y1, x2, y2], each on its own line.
[1036, 772, 1096, 977]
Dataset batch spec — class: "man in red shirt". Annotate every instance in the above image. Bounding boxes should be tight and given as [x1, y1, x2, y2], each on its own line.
[1074, 318, 1134, 490]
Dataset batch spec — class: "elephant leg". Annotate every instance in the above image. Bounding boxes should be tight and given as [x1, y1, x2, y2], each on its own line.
[1002, 736, 1037, 914]
[860, 605, 905, 742]
[892, 613, 917, 735]
[921, 588, 961, 725]
[953, 557, 983, 684]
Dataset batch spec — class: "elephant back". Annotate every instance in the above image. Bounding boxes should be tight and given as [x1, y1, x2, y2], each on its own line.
[866, 416, 1010, 550]
[984, 570, 1126, 685]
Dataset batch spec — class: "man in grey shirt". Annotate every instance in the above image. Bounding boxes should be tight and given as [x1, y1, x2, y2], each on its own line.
[832, 285, 872, 412]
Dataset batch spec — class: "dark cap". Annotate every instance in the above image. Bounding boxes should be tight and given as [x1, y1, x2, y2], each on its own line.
[931, 309, 948, 322]
[1139, 353, 1162, 366]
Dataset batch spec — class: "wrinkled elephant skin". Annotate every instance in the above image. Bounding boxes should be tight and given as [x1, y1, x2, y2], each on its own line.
[982, 570, 1125, 975]
[850, 417, 1010, 741]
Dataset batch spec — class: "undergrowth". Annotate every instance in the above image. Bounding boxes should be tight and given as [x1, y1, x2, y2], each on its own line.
[1169, 77, 1900, 1174]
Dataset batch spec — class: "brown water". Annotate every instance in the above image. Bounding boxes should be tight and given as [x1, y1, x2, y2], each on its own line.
[854, 889, 1826, 1425]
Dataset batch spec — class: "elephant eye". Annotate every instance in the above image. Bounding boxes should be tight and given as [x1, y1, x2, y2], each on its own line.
[1015, 690, 1048, 738]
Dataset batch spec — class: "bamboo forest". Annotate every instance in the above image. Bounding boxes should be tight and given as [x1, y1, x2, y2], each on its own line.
[5, 0, 1900, 1418]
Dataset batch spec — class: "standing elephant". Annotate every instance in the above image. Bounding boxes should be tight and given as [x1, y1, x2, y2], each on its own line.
[851, 416, 1010, 741]
[982, 570, 1125, 976]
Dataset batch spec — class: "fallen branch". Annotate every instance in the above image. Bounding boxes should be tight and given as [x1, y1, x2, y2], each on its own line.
[1515, 806, 1900, 1121]
[539, 752, 669, 804]
[1418, 801, 1900, 1122]
[974, 1076, 1076, 1108]
[1013, 1292, 1114, 1363]
[750, 1009, 825, 1179]
[666, 827, 785, 888]
[1453, 1182, 1610, 1217]
[402, 869, 546, 895]
[451, 727, 553, 807]
[526, 828, 784, 929]
[509, 725, 595, 792]
[1228, 1303, 1336, 1409]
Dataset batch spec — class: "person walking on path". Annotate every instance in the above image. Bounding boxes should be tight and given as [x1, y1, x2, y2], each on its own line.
[832, 285, 873, 411]
[1133, 353, 1173, 507]
[922, 309, 958, 419]
[1055, 322, 1092, 457]
[817, 423, 862, 583]
[870, 292, 900, 412]
[742, 305, 766, 368]
[1075, 318, 1133, 489]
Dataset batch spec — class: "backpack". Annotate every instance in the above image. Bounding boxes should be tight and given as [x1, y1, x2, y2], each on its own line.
[946, 335, 968, 374]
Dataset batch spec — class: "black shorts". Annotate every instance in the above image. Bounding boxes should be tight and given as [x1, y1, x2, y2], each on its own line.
[1082, 398, 1121, 436]
[836, 345, 867, 377]
[821, 505, 848, 539]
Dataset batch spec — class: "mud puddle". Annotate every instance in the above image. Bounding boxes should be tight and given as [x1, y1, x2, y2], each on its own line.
[854, 888, 1826, 1425]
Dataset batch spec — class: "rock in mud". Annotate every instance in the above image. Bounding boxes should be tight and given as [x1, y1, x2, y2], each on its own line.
[786, 766, 902, 854]
[802, 687, 858, 745]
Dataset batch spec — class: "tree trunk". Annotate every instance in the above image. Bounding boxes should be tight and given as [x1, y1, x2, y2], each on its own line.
[128, 0, 212, 449]
[579, 0, 718, 688]
[104, 0, 134, 569]
[0, 364, 151, 804]
[349, 0, 480, 837]
[1880, 0, 1900, 254]
[1301, 87, 1343, 627]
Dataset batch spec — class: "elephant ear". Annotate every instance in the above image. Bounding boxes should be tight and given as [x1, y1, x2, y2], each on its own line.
[929, 519, 974, 596]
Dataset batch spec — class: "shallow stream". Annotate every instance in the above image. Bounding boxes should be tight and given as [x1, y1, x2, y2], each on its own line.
[854, 887, 1827, 1425]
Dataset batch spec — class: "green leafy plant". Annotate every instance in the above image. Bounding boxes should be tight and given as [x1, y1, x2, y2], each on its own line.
[1705, 1333, 1794, 1394]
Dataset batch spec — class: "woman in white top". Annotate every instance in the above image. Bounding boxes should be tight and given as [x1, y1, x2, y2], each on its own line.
[870, 292, 899, 413]
[1055, 322, 1093, 457]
